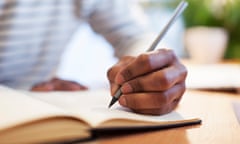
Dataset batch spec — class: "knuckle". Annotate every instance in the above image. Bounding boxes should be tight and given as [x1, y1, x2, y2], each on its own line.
[159, 49, 176, 60]
[175, 61, 188, 77]
[147, 72, 170, 91]
[149, 73, 161, 87]
[129, 79, 143, 92]
[117, 67, 134, 84]
[170, 83, 185, 104]
[159, 91, 170, 104]
[137, 53, 150, 66]
[159, 71, 172, 89]
[122, 68, 133, 81]
[165, 49, 176, 58]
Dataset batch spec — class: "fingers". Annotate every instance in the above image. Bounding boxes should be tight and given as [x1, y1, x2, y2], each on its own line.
[107, 56, 134, 95]
[31, 82, 54, 91]
[107, 49, 187, 115]
[115, 49, 177, 85]
[51, 78, 88, 91]
[108, 49, 187, 94]
[31, 78, 88, 91]
[118, 82, 185, 115]
[120, 62, 187, 93]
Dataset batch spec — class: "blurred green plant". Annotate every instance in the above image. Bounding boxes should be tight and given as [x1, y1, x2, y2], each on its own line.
[182, 0, 240, 59]
[140, 0, 240, 59]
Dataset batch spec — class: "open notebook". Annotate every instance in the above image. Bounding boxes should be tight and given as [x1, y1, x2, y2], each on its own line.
[0, 86, 201, 143]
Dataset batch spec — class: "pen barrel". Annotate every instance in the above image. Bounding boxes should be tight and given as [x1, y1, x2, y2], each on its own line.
[147, 0, 188, 52]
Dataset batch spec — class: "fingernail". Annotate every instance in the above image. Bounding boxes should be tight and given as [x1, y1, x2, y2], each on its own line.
[119, 96, 127, 107]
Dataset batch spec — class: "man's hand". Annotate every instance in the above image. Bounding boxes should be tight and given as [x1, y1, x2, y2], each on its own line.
[107, 49, 187, 115]
[31, 78, 88, 91]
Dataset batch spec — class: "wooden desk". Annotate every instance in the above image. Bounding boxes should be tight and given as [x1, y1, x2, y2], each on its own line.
[89, 90, 240, 144]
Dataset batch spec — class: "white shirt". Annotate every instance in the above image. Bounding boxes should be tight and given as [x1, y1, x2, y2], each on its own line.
[0, 0, 154, 89]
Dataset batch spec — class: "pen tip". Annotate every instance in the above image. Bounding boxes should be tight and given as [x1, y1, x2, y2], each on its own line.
[108, 97, 118, 108]
[108, 103, 113, 108]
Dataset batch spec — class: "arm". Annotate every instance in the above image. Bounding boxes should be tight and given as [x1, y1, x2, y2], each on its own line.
[84, 1, 187, 115]
[32, 0, 152, 91]
[84, 0, 156, 57]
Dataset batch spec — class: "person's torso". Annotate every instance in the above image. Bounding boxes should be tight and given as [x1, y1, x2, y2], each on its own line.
[0, 0, 82, 89]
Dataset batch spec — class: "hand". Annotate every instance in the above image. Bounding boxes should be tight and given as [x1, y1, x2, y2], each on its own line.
[107, 49, 187, 115]
[31, 78, 88, 91]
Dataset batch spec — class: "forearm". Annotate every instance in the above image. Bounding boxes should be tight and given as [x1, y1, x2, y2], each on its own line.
[86, 0, 156, 57]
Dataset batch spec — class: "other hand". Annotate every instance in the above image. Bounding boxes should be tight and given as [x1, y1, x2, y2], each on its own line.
[107, 49, 187, 115]
[31, 78, 88, 91]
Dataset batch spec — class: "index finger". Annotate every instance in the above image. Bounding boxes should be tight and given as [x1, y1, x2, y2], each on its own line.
[115, 49, 176, 84]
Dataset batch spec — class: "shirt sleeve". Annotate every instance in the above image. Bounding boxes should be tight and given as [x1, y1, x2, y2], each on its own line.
[77, 0, 157, 58]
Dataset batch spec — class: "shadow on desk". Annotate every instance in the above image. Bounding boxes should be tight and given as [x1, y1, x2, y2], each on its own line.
[96, 125, 199, 144]
[56, 124, 200, 144]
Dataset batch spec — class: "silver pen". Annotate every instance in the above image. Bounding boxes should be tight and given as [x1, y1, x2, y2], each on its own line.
[108, 0, 188, 108]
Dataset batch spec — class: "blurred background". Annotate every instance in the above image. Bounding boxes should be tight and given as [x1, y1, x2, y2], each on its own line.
[57, 0, 240, 89]
[182, 0, 240, 59]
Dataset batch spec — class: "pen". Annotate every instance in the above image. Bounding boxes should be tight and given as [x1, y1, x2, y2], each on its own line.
[108, 0, 188, 108]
